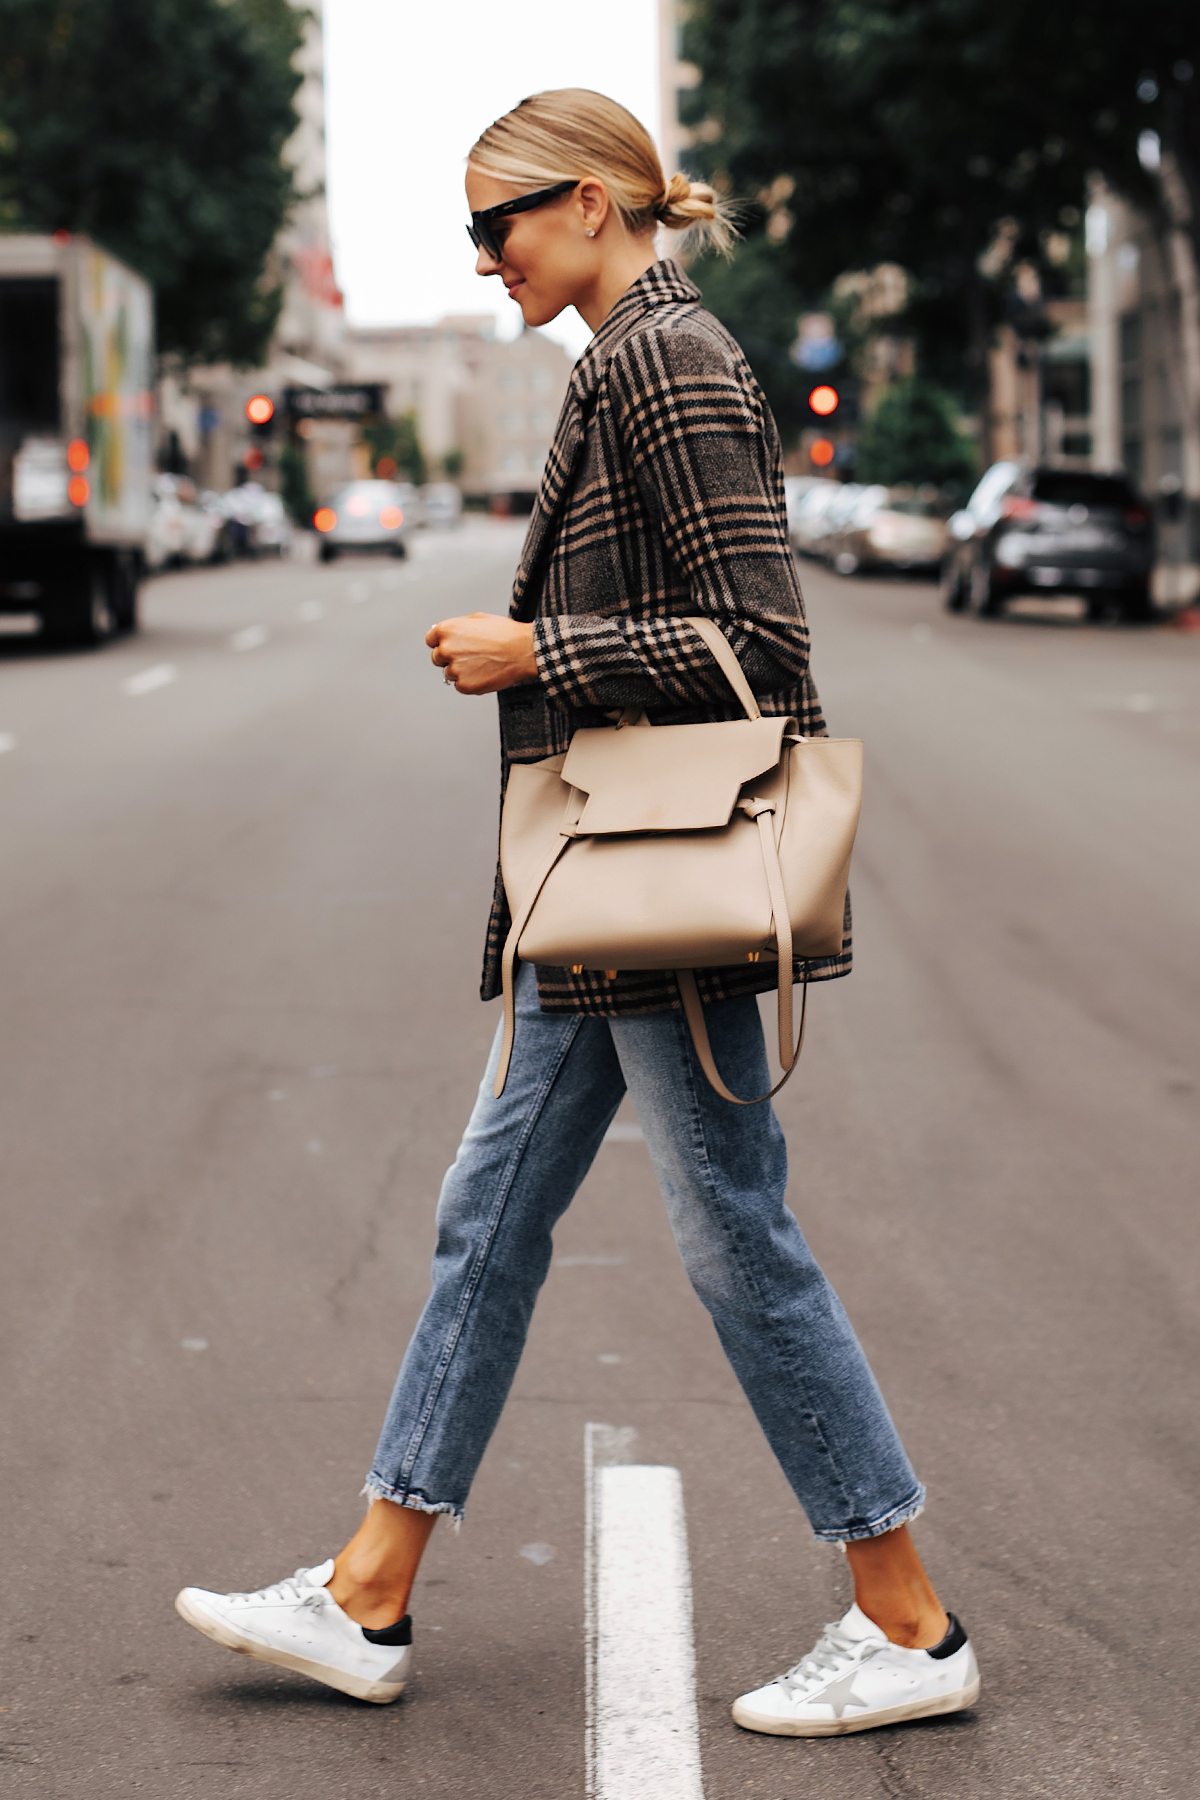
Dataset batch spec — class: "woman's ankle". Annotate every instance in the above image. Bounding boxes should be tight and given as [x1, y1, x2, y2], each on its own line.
[856, 1598, 949, 1649]
[327, 1557, 412, 1629]
[843, 1524, 948, 1648]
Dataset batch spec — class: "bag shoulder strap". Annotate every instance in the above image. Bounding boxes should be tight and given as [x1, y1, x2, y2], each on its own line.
[675, 795, 808, 1105]
[685, 616, 761, 721]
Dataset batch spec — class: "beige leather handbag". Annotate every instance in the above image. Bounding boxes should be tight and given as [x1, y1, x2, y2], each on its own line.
[495, 618, 862, 1104]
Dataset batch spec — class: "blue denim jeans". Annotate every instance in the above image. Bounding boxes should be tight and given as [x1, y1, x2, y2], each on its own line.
[366, 965, 924, 1541]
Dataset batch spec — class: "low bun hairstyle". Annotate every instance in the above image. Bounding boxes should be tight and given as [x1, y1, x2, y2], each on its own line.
[469, 89, 737, 256]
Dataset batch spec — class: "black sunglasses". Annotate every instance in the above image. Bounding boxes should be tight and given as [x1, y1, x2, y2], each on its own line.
[467, 180, 578, 260]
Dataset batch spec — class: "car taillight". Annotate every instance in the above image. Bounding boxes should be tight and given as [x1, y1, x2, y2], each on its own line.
[379, 505, 404, 529]
[1124, 507, 1148, 527]
[68, 476, 90, 507]
[313, 507, 336, 532]
[1000, 496, 1039, 521]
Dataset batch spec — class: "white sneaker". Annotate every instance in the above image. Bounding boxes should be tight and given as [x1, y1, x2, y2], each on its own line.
[175, 1558, 412, 1704]
[732, 1603, 980, 1736]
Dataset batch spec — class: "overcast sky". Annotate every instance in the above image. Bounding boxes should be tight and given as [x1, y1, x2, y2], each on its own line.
[323, 0, 661, 356]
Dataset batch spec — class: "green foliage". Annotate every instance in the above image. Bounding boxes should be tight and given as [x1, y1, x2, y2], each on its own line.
[363, 411, 427, 485]
[441, 449, 465, 480]
[855, 380, 978, 493]
[278, 438, 314, 525]
[683, 0, 1200, 399]
[0, 0, 303, 365]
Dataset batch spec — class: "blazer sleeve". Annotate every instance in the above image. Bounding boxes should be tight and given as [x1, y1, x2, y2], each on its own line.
[532, 320, 810, 712]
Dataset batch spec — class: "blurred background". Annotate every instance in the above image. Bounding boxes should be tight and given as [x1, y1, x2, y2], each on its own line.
[1, 0, 1198, 623]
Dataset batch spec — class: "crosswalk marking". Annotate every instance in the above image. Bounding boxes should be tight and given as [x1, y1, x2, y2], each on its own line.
[122, 663, 177, 696]
[229, 624, 269, 652]
[585, 1424, 704, 1800]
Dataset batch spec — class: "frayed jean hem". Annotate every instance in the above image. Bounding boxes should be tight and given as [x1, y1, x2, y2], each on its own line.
[812, 1485, 926, 1545]
[362, 1475, 463, 1529]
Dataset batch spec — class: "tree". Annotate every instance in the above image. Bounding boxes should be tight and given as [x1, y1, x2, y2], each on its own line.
[689, 235, 818, 443]
[855, 379, 978, 493]
[682, 1, 1199, 407]
[363, 412, 427, 485]
[0, 0, 303, 365]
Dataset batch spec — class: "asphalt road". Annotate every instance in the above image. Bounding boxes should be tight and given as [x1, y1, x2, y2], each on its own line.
[1, 527, 1197, 1799]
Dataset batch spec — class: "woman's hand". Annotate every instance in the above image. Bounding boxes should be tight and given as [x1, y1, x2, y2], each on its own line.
[426, 613, 537, 695]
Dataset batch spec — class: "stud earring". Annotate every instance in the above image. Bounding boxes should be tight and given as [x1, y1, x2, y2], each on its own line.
[585, 228, 595, 237]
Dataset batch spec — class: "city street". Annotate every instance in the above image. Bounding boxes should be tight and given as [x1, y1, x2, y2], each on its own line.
[1, 525, 1197, 1799]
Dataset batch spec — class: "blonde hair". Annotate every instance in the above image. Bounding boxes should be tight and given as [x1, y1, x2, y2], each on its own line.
[469, 89, 737, 256]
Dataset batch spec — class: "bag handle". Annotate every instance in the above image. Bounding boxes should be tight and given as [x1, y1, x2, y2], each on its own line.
[685, 616, 762, 721]
[677, 967, 808, 1106]
[675, 797, 809, 1105]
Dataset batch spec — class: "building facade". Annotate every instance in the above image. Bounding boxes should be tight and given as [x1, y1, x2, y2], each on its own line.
[1086, 174, 1200, 605]
[349, 319, 573, 503]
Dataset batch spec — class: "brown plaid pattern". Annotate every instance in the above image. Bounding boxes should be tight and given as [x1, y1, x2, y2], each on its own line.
[482, 260, 852, 1016]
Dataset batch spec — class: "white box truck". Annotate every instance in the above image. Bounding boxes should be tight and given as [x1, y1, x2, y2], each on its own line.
[0, 234, 153, 644]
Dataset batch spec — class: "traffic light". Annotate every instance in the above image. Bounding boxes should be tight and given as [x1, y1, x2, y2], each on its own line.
[808, 385, 839, 417]
[246, 394, 275, 435]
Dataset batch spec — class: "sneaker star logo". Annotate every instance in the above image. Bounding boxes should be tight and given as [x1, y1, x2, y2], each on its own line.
[815, 1667, 870, 1717]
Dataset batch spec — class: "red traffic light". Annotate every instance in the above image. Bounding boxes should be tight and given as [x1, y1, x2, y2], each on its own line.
[246, 394, 274, 426]
[808, 385, 839, 417]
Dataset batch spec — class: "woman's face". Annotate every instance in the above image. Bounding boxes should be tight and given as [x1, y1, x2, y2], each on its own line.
[465, 170, 607, 328]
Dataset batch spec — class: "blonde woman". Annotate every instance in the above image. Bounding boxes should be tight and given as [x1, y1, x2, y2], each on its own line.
[177, 90, 980, 1739]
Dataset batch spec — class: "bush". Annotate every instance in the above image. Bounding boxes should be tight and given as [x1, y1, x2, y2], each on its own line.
[855, 379, 977, 495]
[362, 411, 426, 485]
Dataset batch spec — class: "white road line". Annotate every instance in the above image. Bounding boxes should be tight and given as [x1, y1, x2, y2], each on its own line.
[586, 1424, 704, 1800]
[123, 663, 177, 697]
[0, 732, 16, 754]
[229, 624, 269, 651]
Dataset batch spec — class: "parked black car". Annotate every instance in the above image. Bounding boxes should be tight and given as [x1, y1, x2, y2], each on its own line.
[943, 465, 1154, 622]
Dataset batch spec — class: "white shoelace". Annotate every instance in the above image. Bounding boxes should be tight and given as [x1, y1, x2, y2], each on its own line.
[777, 1619, 878, 1696]
[230, 1567, 325, 1607]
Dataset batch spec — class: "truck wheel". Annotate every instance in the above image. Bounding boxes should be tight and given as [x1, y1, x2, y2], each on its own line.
[43, 564, 118, 648]
[112, 553, 140, 634]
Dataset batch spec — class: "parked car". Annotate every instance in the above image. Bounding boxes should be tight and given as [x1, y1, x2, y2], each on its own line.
[313, 479, 415, 561]
[789, 479, 847, 558]
[829, 486, 950, 576]
[783, 476, 826, 540]
[942, 465, 1154, 621]
[221, 481, 292, 558]
[421, 481, 464, 529]
[145, 475, 222, 570]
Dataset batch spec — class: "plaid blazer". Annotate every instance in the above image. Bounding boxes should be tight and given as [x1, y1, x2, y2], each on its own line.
[482, 259, 852, 1016]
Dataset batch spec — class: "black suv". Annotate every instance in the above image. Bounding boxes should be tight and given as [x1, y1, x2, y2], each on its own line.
[943, 464, 1154, 622]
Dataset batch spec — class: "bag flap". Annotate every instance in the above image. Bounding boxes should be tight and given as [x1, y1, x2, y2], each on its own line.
[561, 716, 788, 834]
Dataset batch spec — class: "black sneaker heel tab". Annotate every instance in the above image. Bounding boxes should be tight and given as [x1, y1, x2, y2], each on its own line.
[925, 1612, 967, 1660]
[361, 1613, 413, 1646]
